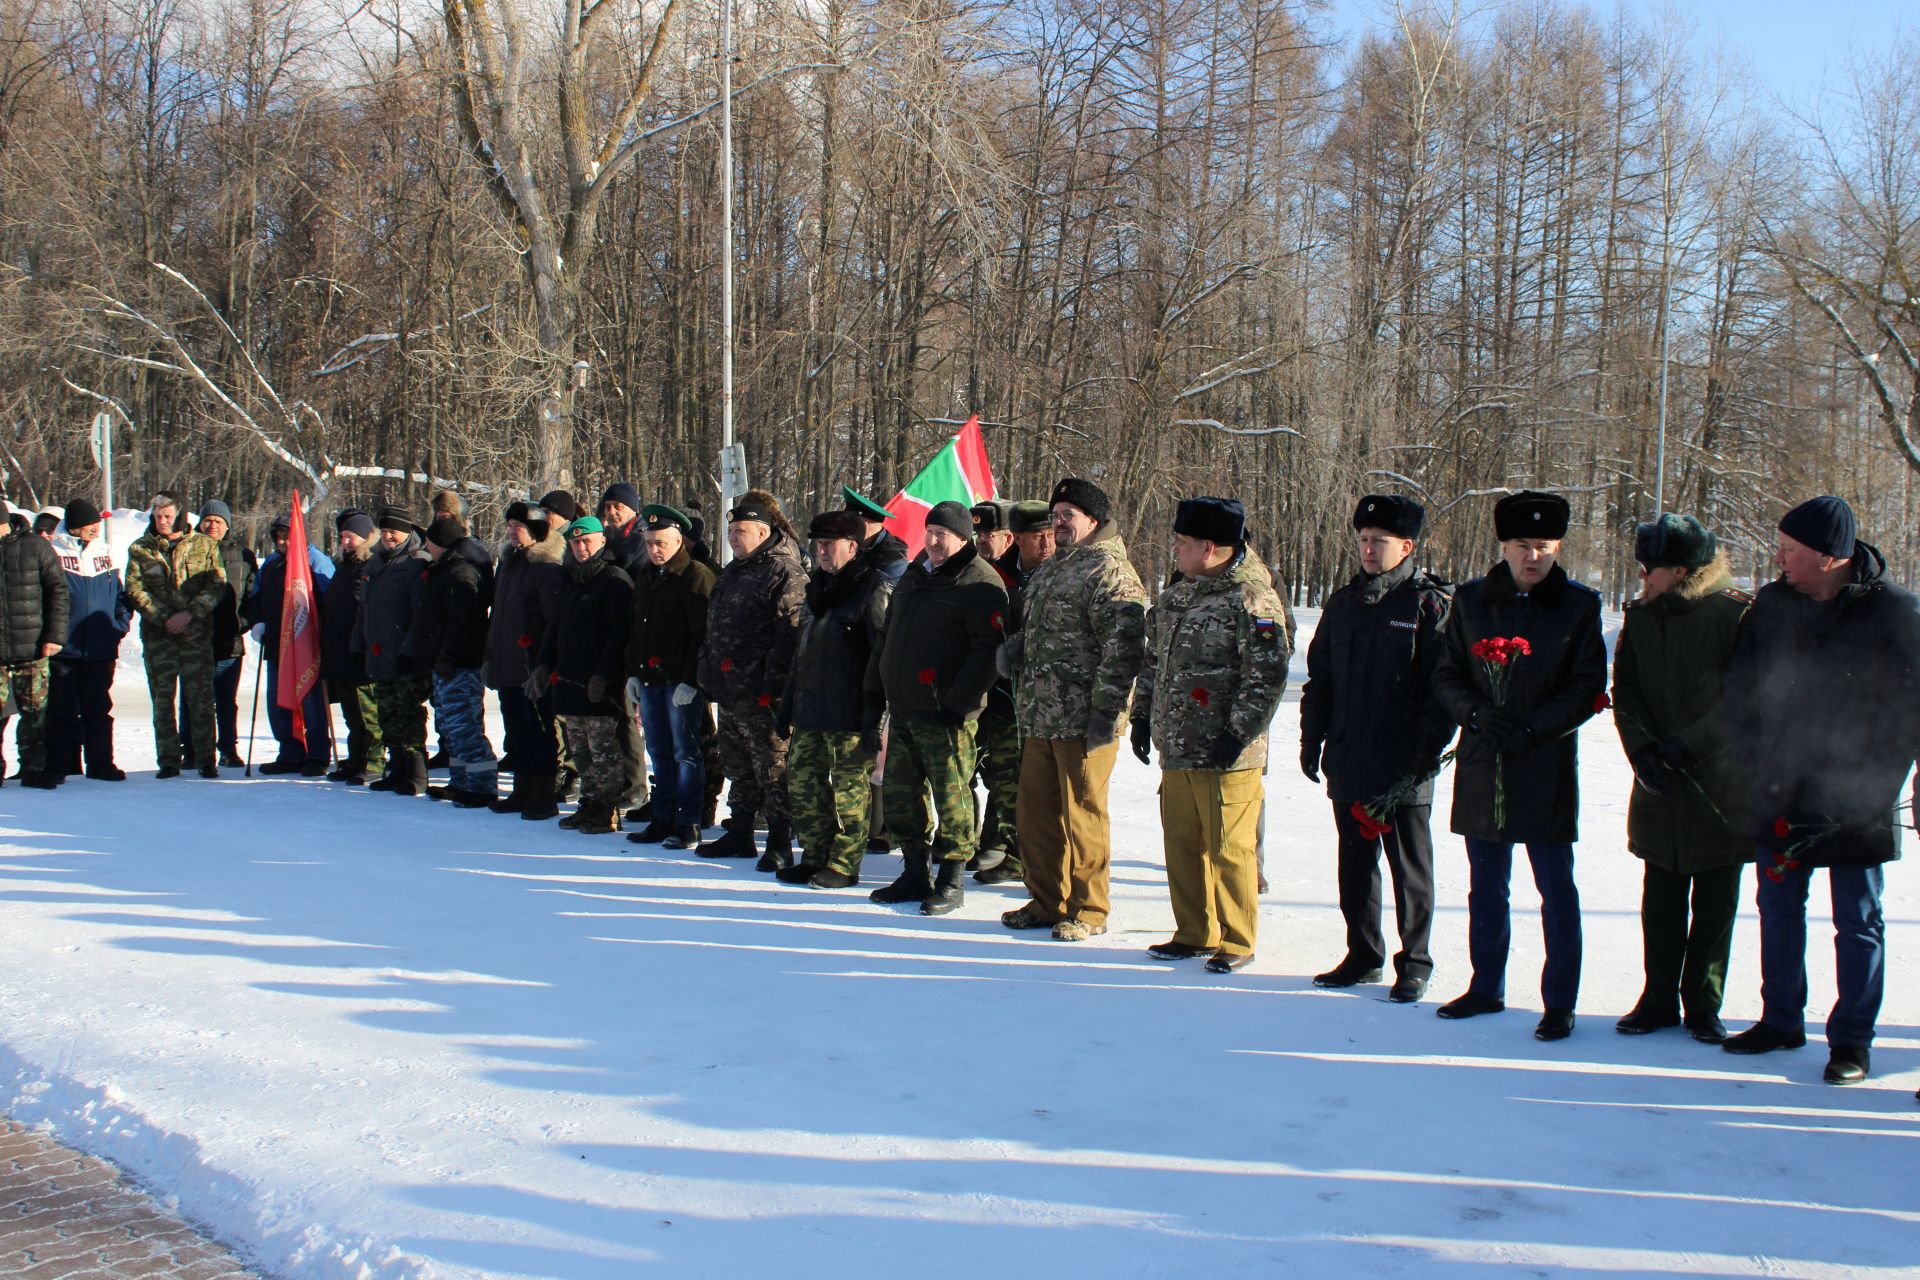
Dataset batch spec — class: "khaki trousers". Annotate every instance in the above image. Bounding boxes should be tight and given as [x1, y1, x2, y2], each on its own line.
[1160, 767, 1263, 956]
[1016, 736, 1118, 926]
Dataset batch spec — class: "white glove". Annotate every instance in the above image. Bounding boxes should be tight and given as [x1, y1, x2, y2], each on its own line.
[250, 622, 265, 644]
[672, 682, 697, 708]
[625, 676, 646, 705]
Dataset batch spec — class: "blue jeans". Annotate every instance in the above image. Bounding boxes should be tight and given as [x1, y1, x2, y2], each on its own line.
[431, 668, 497, 794]
[1754, 856, 1885, 1048]
[1464, 839, 1582, 1009]
[264, 660, 329, 763]
[638, 683, 705, 825]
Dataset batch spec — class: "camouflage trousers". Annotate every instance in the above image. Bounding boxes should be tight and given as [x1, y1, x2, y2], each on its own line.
[788, 730, 878, 875]
[0, 657, 51, 775]
[562, 713, 635, 807]
[883, 718, 979, 864]
[373, 676, 430, 753]
[717, 699, 791, 824]
[144, 634, 215, 769]
[973, 695, 1022, 871]
[332, 680, 386, 772]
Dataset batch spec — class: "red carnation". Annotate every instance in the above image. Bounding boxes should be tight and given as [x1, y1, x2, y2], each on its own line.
[1764, 865, 1785, 883]
[516, 634, 532, 649]
[1592, 692, 1610, 713]
[1190, 687, 1210, 706]
[757, 694, 773, 707]
[1511, 637, 1532, 657]
[1773, 817, 1792, 839]
[370, 643, 382, 656]
[1783, 858, 1801, 871]
[419, 569, 428, 582]
[918, 668, 937, 686]
[548, 671, 560, 685]
[647, 655, 661, 669]
[720, 658, 734, 673]
[990, 612, 1004, 631]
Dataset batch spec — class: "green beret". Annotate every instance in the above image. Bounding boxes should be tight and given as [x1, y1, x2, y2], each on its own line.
[566, 516, 605, 537]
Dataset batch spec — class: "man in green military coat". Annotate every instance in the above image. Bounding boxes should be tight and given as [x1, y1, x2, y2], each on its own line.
[124, 491, 227, 778]
[1611, 513, 1752, 1043]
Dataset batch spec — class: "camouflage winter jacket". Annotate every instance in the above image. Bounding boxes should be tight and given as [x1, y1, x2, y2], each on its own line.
[124, 529, 226, 642]
[1011, 520, 1147, 740]
[697, 529, 807, 706]
[1135, 548, 1290, 771]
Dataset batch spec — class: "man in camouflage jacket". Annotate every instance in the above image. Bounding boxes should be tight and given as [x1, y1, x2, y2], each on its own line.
[1131, 498, 1290, 972]
[124, 492, 227, 777]
[695, 490, 808, 866]
[998, 478, 1147, 941]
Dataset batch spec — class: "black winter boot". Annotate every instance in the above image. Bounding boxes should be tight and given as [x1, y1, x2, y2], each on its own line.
[756, 820, 794, 872]
[870, 851, 933, 905]
[698, 811, 758, 858]
[518, 774, 559, 821]
[921, 859, 965, 916]
[490, 779, 526, 814]
[627, 817, 676, 844]
[390, 750, 428, 797]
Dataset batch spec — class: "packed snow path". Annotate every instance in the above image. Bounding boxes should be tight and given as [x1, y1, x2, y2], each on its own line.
[0, 618, 1914, 1279]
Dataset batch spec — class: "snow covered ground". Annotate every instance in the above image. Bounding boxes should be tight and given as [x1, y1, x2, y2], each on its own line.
[0, 609, 1914, 1279]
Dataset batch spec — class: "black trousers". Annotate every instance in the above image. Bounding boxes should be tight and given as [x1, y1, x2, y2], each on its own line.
[47, 658, 116, 774]
[1331, 799, 1436, 980]
[498, 687, 557, 778]
[1639, 861, 1743, 1019]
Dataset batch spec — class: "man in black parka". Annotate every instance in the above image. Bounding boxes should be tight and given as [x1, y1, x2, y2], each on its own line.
[407, 514, 495, 805]
[1300, 494, 1455, 1003]
[1719, 496, 1920, 1087]
[1431, 490, 1607, 1041]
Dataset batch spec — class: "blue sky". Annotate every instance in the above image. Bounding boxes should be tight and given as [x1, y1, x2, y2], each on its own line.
[1319, 0, 1911, 107]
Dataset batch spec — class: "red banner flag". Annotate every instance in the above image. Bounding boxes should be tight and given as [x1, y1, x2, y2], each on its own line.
[275, 491, 323, 744]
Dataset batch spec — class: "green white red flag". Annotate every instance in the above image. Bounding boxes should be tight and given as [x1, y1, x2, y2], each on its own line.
[883, 416, 997, 555]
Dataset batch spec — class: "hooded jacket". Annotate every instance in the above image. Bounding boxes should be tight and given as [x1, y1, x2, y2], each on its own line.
[1432, 560, 1608, 843]
[867, 542, 1007, 725]
[1722, 541, 1920, 865]
[486, 533, 565, 691]
[1612, 551, 1753, 873]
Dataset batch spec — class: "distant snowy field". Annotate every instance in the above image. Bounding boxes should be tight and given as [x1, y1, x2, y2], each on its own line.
[0, 608, 1913, 1279]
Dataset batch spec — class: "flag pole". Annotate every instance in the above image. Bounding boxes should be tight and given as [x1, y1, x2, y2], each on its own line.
[718, 0, 735, 566]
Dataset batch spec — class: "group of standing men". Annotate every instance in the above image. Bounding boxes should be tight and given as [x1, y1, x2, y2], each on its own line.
[1296, 488, 1918, 1090]
[0, 475, 1913, 1091]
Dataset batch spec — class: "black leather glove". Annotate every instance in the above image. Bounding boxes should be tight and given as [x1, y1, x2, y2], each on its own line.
[1129, 719, 1152, 765]
[860, 728, 884, 756]
[1208, 732, 1245, 769]
[1476, 705, 1530, 748]
[1629, 745, 1671, 797]
[433, 656, 456, 681]
[586, 673, 610, 704]
[1300, 740, 1322, 782]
